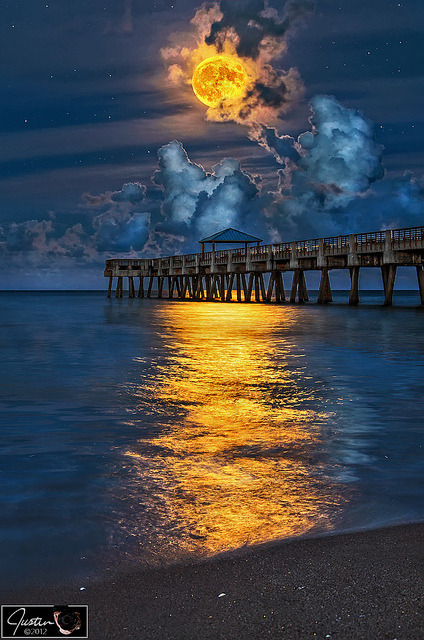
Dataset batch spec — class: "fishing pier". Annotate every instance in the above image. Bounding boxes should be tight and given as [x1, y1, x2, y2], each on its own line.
[104, 225, 424, 306]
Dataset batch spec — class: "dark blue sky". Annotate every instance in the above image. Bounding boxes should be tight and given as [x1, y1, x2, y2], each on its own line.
[0, 0, 423, 288]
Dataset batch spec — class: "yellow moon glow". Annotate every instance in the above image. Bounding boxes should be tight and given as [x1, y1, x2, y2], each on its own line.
[192, 55, 248, 108]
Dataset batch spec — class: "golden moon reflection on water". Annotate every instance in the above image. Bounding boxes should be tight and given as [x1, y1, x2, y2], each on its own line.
[192, 54, 248, 108]
[120, 303, 348, 563]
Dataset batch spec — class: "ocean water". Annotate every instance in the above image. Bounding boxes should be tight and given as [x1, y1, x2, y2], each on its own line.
[0, 290, 423, 589]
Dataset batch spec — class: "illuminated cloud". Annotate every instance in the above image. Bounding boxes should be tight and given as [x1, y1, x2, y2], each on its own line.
[161, 0, 314, 125]
[110, 182, 147, 204]
[82, 182, 147, 207]
[153, 140, 261, 238]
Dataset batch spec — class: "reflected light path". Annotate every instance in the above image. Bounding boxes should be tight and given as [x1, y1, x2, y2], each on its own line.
[120, 302, 349, 561]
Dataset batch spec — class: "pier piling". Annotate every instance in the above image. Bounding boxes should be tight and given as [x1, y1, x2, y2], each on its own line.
[349, 267, 360, 305]
[317, 268, 332, 304]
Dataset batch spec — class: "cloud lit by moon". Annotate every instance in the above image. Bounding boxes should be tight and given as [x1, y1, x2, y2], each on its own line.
[161, 0, 311, 124]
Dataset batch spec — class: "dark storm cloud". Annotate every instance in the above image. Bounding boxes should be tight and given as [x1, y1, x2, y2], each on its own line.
[205, 0, 315, 59]
[237, 66, 304, 122]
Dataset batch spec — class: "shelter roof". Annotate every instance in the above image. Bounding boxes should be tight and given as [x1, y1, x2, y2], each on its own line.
[199, 228, 262, 244]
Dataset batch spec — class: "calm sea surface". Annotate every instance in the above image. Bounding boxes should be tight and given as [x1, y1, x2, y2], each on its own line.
[1, 291, 423, 589]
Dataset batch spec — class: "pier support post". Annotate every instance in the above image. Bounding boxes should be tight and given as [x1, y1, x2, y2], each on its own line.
[290, 270, 299, 303]
[259, 273, 267, 302]
[193, 275, 198, 299]
[290, 270, 308, 303]
[157, 276, 164, 298]
[180, 276, 188, 299]
[205, 274, 212, 300]
[138, 276, 144, 298]
[180, 276, 186, 298]
[236, 274, 242, 302]
[317, 268, 332, 304]
[245, 273, 254, 302]
[349, 267, 360, 305]
[266, 271, 275, 302]
[381, 265, 397, 306]
[197, 275, 205, 299]
[213, 275, 220, 299]
[417, 266, 424, 306]
[226, 273, 234, 301]
[128, 276, 135, 298]
[147, 276, 154, 298]
[168, 276, 174, 298]
[299, 271, 309, 303]
[241, 274, 248, 301]
[220, 274, 225, 301]
[209, 275, 216, 299]
[254, 273, 260, 302]
[107, 275, 113, 298]
[276, 271, 285, 302]
[194, 275, 200, 299]
[116, 276, 123, 298]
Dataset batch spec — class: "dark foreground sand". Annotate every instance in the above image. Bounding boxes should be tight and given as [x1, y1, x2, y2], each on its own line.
[3, 523, 423, 640]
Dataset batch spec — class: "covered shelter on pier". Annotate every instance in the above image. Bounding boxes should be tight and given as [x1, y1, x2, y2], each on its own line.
[199, 228, 262, 253]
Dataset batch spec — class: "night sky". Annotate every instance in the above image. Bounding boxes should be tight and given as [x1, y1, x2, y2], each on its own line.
[1, 0, 423, 289]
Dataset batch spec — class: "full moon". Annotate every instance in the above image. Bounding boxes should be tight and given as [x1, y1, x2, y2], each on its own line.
[192, 55, 248, 108]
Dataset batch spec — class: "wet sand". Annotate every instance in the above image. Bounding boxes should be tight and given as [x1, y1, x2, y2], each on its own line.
[3, 523, 423, 640]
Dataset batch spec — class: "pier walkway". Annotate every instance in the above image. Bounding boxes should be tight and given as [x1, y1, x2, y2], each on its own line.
[104, 225, 424, 306]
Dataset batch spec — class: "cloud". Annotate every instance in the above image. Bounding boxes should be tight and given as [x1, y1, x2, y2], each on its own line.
[0, 178, 152, 264]
[296, 95, 385, 197]
[93, 210, 150, 252]
[4, 219, 54, 253]
[256, 92, 424, 240]
[110, 182, 147, 204]
[82, 182, 146, 207]
[152, 140, 262, 239]
[0, 218, 94, 260]
[251, 95, 385, 229]
[81, 192, 111, 208]
[271, 172, 424, 241]
[205, 0, 315, 61]
[248, 122, 301, 163]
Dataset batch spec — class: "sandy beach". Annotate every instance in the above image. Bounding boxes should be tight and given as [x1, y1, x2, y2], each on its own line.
[3, 522, 423, 640]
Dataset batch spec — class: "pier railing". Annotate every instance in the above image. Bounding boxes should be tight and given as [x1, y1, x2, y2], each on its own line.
[105, 225, 424, 272]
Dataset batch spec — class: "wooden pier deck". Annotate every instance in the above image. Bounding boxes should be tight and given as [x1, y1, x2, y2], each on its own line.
[104, 226, 424, 306]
